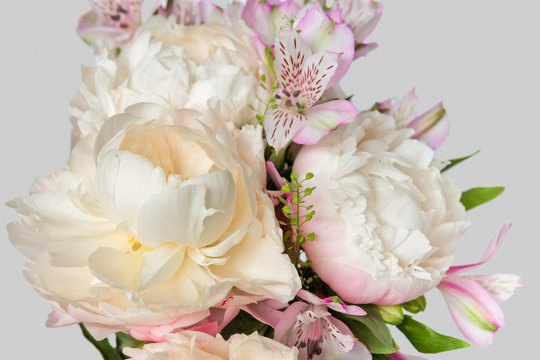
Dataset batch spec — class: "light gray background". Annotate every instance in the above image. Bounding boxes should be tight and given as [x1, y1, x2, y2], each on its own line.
[1, 1, 538, 358]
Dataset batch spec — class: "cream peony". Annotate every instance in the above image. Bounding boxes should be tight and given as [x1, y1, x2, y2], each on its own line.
[292, 111, 469, 304]
[70, 15, 266, 144]
[123, 331, 299, 360]
[8, 103, 300, 338]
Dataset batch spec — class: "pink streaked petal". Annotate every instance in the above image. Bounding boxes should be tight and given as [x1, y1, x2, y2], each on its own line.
[90, 0, 142, 28]
[439, 277, 504, 347]
[266, 161, 287, 188]
[295, 8, 355, 87]
[297, 289, 326, 305]
[447, 223, 512, 275]
[293, 100, 357, 145]
[265, 108, 307, 151]
[274, 301, 309, 344]
[409, 101, 449, 149]
[241, 0, 273, 45]
[275, 30, 313, 94]
[354, 42, 378, 59]
[298, 51, 340, 107]
[416, 113, 451, 149]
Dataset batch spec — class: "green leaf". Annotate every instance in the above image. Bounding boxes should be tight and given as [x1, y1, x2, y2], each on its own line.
[460, 187, 505, 211]
[333, 304, 399, 354]
[79, 324, 123, 360]
[441, 150, 480, 172]
[115, 332, 147, 358]
[372, 355, 392, 360]
[396, 316, 470, 354]
[402, 295, 427, 314]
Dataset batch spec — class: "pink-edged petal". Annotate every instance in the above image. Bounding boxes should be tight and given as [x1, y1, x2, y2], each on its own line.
[275, 30, 313, 93]
[293, 100, 357, 145]
[295, 8, 355, 87]
[354, 42, 378, 59]
[327, 302, 366, 316]
[90, 0, 142, 28]
[468, 274, 522, 303]
[409, 101, 449, 149]
[389, 88, 420, 127]
[267, 161, 287, 188]
[46, 310, 79, 328]
[265, 108, 307, 151]
[439, 277, 504, 347]
[242, 0, 299, 46]
[274, 301, 309, 344]
[297, 289, 325, 305]
[447, 223, 512, 275]
[388, 352, 427, 360]
[240, 301, 285, 328]
[337, 0, 383, 43]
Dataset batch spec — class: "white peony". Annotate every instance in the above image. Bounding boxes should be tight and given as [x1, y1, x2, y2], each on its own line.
[70, 15, 266, 144]
[123, 331, 299, 360]
[292, 111, 469, 304]
[8, 103, 300, 338]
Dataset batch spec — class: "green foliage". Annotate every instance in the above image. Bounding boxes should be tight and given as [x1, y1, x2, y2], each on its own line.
[377, 305, 404, 325]
[402, 295, 427, 314]
[396, 316, 470, 354]
[79, 323, 123, 360]
[333, 305, 399, 354]
[441, 150, 480, 172]
[460, 186, 505, 211]
[372, 355, 392, 360]
[115, 332, 147, 358]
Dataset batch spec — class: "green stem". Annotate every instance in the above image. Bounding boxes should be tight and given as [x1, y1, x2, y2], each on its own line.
[79, 324, 123, 360]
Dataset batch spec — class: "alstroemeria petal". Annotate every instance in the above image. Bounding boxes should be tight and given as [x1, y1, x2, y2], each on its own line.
[274, 302, 309, 344]
[409, 102, 449, 149]
[242, 0, 299, 46]
[295, 7, 355, 87]
[447, 222, 512, 275]
[298, 52, 340, 108]
[90, 0, 142, 28]
[468, 273, 522, 303]
[293, 100, 357, 145]
[439, 276, 504, 347]
[275, 30, 312, 93]
[265, 108, 307, 151]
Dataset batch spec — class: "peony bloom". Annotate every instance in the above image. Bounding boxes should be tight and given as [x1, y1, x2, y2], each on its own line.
[274, 290, 370, 360]
[124, 331, 299, 359]
[8, 103, 300, 339]
[71, 14, 266, 145]
[292, 110, 469, 304]
[438, 223, 521, 347]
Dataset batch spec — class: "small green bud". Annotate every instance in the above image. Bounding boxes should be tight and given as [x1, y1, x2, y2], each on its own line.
[281, 185, 291, 193]
[292, 194, 300, 203]
[296, 234, 305, 244]
[290, 173, 299, 181]
[307, 233, 315, 241]
[261, 74, 266, 82]
[305, 172, 314, 180]
[290, 218, 298, 225]
[283, 230, 292, 241]
[306, 205, 314, 211]
[304, 187, 313, 196]
[377, 305, 404, 325]
[270, 83, 277, 90]
[402, 295, 427, 314]
[305, 210, 315, 221]
[282, 206, 291, 215]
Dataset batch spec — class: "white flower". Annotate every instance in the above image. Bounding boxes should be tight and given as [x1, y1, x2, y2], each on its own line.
[292, 111, 469, 304]
[123, 331, 299, 359]
[8, 103, 300, 338]
[71, 15, 266, 144]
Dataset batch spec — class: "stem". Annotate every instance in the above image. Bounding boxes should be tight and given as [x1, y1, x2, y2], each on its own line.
[79, 324, 123, 360]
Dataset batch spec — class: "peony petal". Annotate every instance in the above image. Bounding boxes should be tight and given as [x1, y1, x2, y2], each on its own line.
[293, 100, 357, 145]
[447, 223, 512, 275]
[265, 108, 307, 151]
[88, 247, 142, 292]
[439, 276, 504, 347]
[95, 151, 167, 232]
[139, 244, 185, 291]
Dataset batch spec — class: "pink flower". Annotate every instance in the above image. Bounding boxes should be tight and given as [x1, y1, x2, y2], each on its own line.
[438, 223, 522, 347]
[265, 30, 357, 150]
[77, 0, 161, 50]
[375, 89, 450, 149]
[275, 290, 371, 360]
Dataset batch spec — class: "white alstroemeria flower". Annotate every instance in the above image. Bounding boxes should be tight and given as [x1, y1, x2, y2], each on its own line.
[8, 103, 300, 339]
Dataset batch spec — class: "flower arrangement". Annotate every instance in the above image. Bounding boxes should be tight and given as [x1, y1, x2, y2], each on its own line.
[6, 0, 522, 359]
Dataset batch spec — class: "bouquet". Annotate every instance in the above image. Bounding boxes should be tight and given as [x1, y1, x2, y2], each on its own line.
[7, 0, 522, 359]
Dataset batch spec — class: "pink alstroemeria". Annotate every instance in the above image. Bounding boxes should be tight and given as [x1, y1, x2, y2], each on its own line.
[265, 30, 357, 150]
[167, 0, 221, 25]
[438, 223, 522, 347]
[78, 0, 162, 49]
[375, 89, 450, 149]
[275, 290, 370, 360]
[329, 0, 382, 59]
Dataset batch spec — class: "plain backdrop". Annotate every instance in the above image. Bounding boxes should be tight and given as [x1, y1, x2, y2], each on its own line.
[1, 1, 538, 359]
